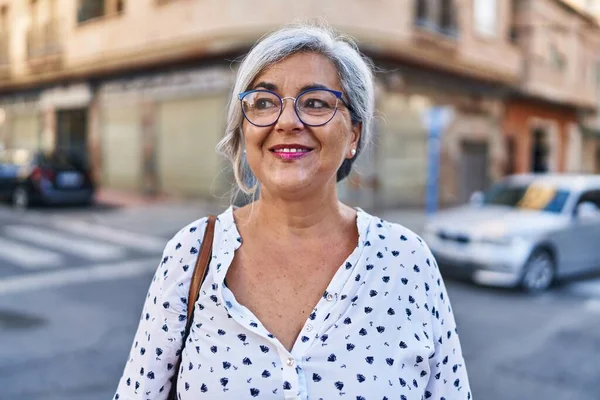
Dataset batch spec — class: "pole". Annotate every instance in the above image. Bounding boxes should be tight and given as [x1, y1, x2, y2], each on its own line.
[425, 106, 442, 216]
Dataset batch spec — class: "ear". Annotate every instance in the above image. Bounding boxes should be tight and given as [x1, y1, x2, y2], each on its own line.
[348, 122, 362, 157]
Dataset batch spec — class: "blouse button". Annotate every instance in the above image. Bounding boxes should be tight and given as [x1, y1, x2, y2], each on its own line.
[305, 324, 313, 332]
[286, 357, 295, 367]
[326, 293, 334, 302]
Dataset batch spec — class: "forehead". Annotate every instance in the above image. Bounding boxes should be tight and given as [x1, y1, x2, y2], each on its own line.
[253, 52, 341, 91]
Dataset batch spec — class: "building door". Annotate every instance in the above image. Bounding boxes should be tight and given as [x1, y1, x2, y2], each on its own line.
[531, 128, 550, 173]
[505, 136, 516, 176]
[56, 109, 88, 168]
[156, 94, 226, 198]
[101, 104, 142, 191]
[11, 113, 40, 150]
[459, 140, 488, 203]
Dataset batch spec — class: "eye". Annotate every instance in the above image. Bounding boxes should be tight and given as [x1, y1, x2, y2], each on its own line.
[298, 90, 337, 111]
[303, 98, 328, 109]
[255, 97, 278, 110]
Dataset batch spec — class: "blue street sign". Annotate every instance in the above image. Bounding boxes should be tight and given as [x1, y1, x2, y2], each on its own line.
[424, 106, 452, 215]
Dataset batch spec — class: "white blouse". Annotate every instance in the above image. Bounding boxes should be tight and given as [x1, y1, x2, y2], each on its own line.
[114, 206, 471, 400]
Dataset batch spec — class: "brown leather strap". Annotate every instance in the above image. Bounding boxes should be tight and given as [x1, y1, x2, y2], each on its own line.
[169, 215, 217, 400]
[186, 215, 216, 325]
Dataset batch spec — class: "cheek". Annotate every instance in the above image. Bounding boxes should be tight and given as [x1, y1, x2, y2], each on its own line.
[321, 125, 352, 157]
[243, 126, 269, 149]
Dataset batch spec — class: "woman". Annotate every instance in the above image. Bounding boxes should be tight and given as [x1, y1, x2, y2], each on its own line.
[114, 23, 471, 400]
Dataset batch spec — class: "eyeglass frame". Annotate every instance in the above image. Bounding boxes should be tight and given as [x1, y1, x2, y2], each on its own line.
[237, 87, 353, 127]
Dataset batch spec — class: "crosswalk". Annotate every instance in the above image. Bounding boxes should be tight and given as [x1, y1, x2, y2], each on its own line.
[0, 236, 63, 269]
[0, 220, 166, 271]
[2, 215, 600, 300]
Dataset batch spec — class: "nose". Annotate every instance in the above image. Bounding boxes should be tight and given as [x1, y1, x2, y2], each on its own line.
[275, 97, 304, 131]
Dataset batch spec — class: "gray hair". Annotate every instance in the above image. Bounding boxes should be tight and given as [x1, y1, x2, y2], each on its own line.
[216, 22, 375, 199]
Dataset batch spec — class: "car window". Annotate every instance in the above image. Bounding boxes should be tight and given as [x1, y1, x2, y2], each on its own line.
[576, 190, 600, 208]
[38, 152, 78, 169]
[484, 182, 571, 214]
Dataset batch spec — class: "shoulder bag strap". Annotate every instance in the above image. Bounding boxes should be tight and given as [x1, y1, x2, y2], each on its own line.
[169, 215, 217, 399]
[185, 215, 217, 329]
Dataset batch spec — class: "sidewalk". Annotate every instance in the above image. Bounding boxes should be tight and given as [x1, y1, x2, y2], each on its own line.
[95, 188, 174, 207]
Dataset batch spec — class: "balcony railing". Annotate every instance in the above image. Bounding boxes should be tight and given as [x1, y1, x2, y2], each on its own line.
[26, 19, 63, 60]
[0, 33, 9, 65]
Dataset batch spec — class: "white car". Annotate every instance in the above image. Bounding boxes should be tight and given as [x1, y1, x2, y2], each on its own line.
[422, 174, 600, 292]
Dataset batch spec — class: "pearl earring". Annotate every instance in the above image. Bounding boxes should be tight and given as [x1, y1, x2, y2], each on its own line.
[350, 149, 356, 157]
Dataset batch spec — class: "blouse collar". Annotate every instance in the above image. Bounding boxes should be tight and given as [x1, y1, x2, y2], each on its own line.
[214, 205, 373, 279]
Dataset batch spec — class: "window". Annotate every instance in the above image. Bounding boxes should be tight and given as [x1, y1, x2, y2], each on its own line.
[439, 0, 458, 36]
[576, 190, 600, 208]
[531, 128, 550, 173]
[77, 0, 124, 24]
[474, 0, 497, 37]
[415, 0, 428, 25]
[574, 189, 600, 217]
[77, 0, 105, 23]
[414, 0, 459, 38]
[483, 182, 571, 214]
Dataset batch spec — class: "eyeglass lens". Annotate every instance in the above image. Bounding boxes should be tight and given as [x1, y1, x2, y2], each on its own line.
[241, 90, 339, 126]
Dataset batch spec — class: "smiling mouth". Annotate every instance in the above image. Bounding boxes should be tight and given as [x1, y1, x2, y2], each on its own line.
[269, 146, 314, 160]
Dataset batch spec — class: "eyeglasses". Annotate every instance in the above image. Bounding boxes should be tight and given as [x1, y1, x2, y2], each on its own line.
[238, 88, 351, 127]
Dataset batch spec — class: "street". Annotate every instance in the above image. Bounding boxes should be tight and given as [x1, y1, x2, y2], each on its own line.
[0, 203, 599, 400]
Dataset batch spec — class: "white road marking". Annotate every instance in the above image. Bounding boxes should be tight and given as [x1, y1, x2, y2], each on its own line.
[0, 257, 158, 295]
[52, 220, 165, 252]
[0, 237, 64, 269]
[4, 225, 126, 260]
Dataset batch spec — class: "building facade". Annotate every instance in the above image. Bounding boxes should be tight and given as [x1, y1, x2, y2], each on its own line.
[506, 0, 600, 178]
[0, 0, 597, 208]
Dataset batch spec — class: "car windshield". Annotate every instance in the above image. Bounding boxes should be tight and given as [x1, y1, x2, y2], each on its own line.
[483, 182, 571, 213]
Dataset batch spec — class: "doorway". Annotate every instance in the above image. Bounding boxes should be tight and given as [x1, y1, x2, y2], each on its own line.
[56, 108, 88, 168]
[531, 128, 550, 173]
[459, 140, 489, 203]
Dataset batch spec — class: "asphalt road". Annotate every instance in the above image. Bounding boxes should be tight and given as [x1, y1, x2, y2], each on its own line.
[0, 203, 599, 400]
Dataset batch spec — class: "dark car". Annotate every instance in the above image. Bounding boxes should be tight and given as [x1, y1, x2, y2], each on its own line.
[0, 148, 95, 209]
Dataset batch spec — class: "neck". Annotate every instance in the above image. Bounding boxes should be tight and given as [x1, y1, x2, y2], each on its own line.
[236, 185, 354, 240]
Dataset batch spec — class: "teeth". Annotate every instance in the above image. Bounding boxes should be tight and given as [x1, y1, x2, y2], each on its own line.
[278, 148, 308, 153]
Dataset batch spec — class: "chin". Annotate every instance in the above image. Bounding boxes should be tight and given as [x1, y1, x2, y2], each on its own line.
[263, 174, 317, 197]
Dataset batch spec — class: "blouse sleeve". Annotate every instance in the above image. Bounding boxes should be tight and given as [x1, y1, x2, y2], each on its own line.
[113, 218, 207, 400]
[420, 239, 473, 400]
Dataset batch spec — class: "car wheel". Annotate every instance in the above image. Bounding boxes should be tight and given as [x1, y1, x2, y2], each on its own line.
[521, 249, 555, 293]
[12, 186, 29, 211]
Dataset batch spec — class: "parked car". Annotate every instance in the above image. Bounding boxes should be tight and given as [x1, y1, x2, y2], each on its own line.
[0, 148, 95, 209]
[422, 174, 600, 292]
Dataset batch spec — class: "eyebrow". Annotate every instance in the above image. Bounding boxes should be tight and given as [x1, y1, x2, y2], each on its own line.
[251, 82, 334, 93]
[252, 81, 277, 91]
